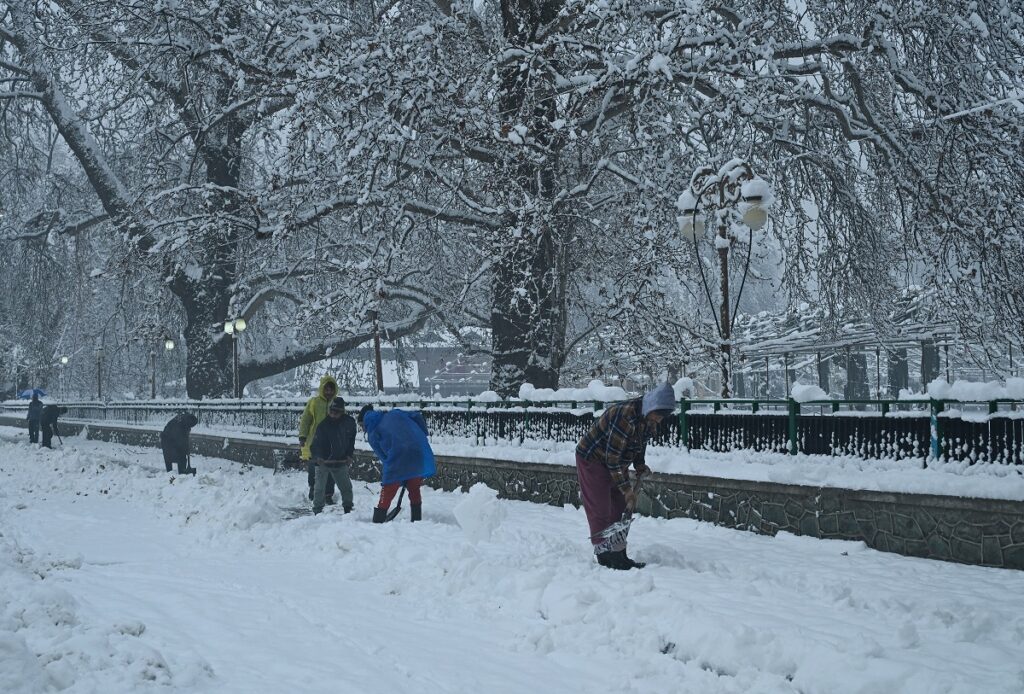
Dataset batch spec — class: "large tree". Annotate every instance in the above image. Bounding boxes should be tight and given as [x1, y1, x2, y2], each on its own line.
[2, 0, 1021, 399]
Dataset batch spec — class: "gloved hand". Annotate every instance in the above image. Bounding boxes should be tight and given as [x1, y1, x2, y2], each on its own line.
[634, 463, 651, 478]
[299, 437, 310, 461]
[623, 488, 638, 512]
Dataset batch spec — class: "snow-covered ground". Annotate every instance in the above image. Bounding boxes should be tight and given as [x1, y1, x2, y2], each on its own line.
[2, 426, 1023, 694]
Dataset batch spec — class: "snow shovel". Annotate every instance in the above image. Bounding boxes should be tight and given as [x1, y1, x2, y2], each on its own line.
[56, 426, 64, 446]
[385, 484, 407, 522]
[591, 471, 647, 545]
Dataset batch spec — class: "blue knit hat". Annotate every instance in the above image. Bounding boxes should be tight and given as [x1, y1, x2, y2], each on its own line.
[641, 383, 675, 415]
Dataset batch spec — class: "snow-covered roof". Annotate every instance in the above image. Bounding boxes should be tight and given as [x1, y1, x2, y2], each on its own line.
[735, 288, 955, 358]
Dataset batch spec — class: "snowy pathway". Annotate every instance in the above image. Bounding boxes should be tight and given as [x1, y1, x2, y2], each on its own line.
[1, 427, 1023, 693]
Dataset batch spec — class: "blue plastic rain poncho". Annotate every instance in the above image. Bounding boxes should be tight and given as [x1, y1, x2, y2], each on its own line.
[363, 409, 436, 484]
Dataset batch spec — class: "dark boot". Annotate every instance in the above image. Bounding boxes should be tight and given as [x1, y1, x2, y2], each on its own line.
[324, 496, 337, 506]
[372, 507, 387, 524]
[308, 486, 315, 501]
[620, 550, 646, 569]
[410, 504, 422, 522]
[343, 504, 353, 514]
[596, 551, 631, 570]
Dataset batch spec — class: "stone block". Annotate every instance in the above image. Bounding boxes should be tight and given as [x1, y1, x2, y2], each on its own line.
[818, 493, 842, 514]
[876, 512, 893, 535]
[761, 503, 787, 528]
[978, 520, 1010, 536]
[982, 537, 1004, 566]
[917, 511, 937, 536]
[857, 519, 877, 544]
[1003, 545, 1024, 570]
[904, 540, 929, 558]
[953, 522, 983, 543]
[784, 499, 806, 522]
[886, 535, 906, 555]
[799, 515, 820, 538]
[892, 513, 924, 541]
[1011, 522, 1024, 544]
[927, 535, 951, 560]
[837, 512, 859, 537]
[819, 513, 840, 536]
[950, 537, 982, 564]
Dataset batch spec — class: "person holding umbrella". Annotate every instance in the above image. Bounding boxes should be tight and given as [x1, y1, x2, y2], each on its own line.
[26, 393, 43, 443]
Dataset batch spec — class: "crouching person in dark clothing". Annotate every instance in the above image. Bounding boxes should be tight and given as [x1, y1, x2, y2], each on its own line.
[40, 405, 68, 448]
[310, 398, 356, 514]
[161, 413, 199, 475]
[27, 394, 43, 443]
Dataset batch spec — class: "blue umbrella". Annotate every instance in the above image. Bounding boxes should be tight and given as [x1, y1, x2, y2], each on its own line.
[17, 388, 47, 399]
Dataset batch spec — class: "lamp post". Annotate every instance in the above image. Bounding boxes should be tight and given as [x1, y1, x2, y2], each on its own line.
[223, 318, 247, 398]
[150, 337, 175, 399]
[677, 160, 772, 397]
[164, 337, 175, 397]
[369, 308, 384, 394]
[60, 355, 68, 400]
[95, 347, 104, 401]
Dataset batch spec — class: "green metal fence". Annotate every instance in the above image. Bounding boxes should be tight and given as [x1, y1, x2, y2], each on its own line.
[2, 396, 1021, 464]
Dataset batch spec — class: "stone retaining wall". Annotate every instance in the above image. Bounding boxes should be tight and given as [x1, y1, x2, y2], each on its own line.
[3, 416, 1022, 570]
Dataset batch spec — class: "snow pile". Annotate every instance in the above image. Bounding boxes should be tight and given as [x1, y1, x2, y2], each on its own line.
[473, 390, 502, 403]
[452, 483, 507, 542]
[0, 529, 212, 692]
[919, 378, 1024, 401]
[791, 382, 828, 402]
[518, 379, 629, 402]
[673, 377, 695, 399]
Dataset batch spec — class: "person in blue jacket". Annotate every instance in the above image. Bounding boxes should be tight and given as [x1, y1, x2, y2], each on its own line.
[358, 405, 436, 523]
[26, 393, 43, 443]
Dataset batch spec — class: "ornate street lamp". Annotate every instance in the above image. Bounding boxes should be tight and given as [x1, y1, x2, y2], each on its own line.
[677, 160, 773, 397]
[151, 336, 176, 399]
[224, 318, 247, 398]
[59, 355, 68, 400]
[94, 346, 104, 401]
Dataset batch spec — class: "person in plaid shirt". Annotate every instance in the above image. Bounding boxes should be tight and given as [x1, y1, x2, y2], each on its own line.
[576, 383, 675, 570]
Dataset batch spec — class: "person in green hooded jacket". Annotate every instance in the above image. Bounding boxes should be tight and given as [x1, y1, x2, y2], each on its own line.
[298, 374, 339, 502]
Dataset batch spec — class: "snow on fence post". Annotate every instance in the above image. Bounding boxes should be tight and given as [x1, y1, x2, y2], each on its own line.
[929, 399, 944, 467]
[787, 399, 800, 455]
[466, 400, 476, 446]
[678, 399, 690, 449]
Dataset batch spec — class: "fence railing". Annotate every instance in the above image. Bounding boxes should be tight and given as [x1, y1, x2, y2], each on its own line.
[2, 397, 1021, 465]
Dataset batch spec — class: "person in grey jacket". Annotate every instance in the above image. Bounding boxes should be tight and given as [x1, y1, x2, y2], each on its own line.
[309, 398, 356, 514]
[26, 394, 43, 444]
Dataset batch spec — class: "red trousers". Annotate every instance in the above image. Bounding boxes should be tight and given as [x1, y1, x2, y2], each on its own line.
[576, 454, 626, 546]
[377, 477, 423, 509]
